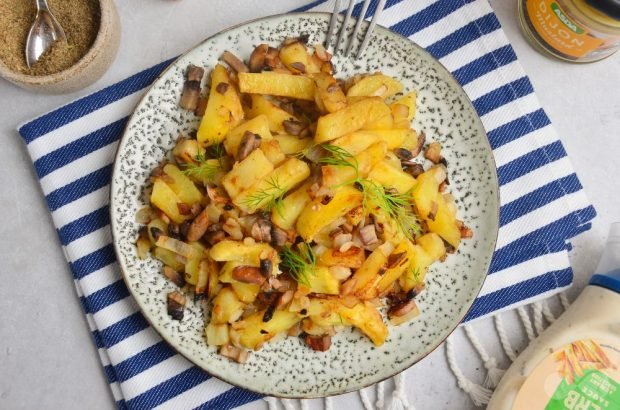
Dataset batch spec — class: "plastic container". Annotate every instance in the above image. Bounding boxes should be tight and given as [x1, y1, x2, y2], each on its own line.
[488, 223, 620, 409]
[518, 0, 620, 63]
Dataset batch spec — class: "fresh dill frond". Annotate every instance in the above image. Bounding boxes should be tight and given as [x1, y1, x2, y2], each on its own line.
[182, 154, 222, 182]
[318, 144, 359, 175]
[362, 182, 421, 241]
[318, 144, 421, 240]
[241, 176, 286, 215]
[279, 244, 316, 286]
[207, 143, 226, 166]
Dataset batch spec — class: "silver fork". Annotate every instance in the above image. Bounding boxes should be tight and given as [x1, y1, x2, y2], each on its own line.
[325, 0, 387, 58]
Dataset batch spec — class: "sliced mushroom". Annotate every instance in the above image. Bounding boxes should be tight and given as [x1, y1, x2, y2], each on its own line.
[395, 148, 413, 161]
[270, 225, 288, 248]
[359, 224, 379, 245]
[219, 344, 249, 363]
[195, 96, 208, 116]
[283, 120, 306, 136]
[237, 131, 262, 161]
[262, 298, 278, 322]
[232, 266, 266, 285]
[304, 334, 332, 352]
[251, 218, 272, 243]
[404, 163, 425, 178]
[206, 185, 229, 204]
[249, 44, 269, 72]
[314, 43, 331, 62]
[167, 291, 186, 321]
[221, 50, 249, 73]
[204, 223, 226, 245]
[186, 209, 210, 242]
[388, 300, 416, 318]
[179, 65, 204, 111]
[163, 266, 186, 287]
[410, 131, 426, 157]
[260, 258, 273, 276]
[264, 47, 282, 70]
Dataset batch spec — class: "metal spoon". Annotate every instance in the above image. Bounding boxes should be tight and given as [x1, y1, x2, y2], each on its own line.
[25, 0, 67, 68]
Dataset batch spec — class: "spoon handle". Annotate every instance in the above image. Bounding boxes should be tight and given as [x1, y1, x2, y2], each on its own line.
[36, 0, 51, 12]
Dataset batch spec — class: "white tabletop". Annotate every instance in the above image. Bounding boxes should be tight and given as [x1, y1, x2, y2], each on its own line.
[0, 1, 618, 409]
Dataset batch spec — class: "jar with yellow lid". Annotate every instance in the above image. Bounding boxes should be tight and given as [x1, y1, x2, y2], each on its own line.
[518, 0, 620, 62]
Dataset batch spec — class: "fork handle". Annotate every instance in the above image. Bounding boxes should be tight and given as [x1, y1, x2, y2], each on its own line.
[36, 0, 50, 11]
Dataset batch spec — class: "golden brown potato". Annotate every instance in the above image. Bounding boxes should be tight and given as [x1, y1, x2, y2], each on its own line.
[197, 64, 244, 146]
[314, 98, 392, 143]
[239, 72, 316, 100]
[346, 74, 404, 99]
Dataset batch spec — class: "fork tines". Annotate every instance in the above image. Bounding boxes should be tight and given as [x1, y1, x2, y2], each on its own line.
[325, 0, 386, 58]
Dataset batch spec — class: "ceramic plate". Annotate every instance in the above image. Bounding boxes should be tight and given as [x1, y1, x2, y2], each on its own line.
[111, 12, 499, 398]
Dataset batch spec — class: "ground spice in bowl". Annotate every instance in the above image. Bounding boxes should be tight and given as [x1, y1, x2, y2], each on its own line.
[0, 0, 101, 76]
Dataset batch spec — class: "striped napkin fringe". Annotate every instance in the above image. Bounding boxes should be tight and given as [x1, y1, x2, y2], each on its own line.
[16, 0, 595, 408]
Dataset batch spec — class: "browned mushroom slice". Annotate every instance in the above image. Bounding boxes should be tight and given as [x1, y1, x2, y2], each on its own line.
[179, 65, 204, 111]
[395, 148, 413, 161]
[249, 44, 269, 72]
[204, 223, 226, 245]
[221, 50, 249, 73]
[403, 163, 425, 178]
[410, 131, 426, 157]
[167, 291, 186, 321]
[232, 266, 266, 285]
[270, 226, 288, 248]
[283, 120, 306, 136]
[304, 334, 332, 352]
[264, 47, 282, 70]
[388, 300, 416, 318]
[237, 131, 262, 161]
[251, 218, 272, 243]
[163, 266, 186, 287]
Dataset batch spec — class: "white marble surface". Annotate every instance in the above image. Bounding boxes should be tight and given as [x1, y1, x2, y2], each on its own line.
[0, 1, 618, 409]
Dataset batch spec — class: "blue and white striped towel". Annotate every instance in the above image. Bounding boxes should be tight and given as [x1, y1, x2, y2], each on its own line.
[18, 0, 595, 408]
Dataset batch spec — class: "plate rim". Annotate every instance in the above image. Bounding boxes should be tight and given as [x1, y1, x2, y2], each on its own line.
[110, 11, 500, 399]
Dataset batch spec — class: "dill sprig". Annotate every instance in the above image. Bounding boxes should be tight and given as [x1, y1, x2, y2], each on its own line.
[318, 144, 359, 175]
[181, 143, 228, 182]
[182, 152, 222, 182]
[364, 183, 421, 241]
[319, 144, 421, 240]
[279, 244, 316, 286]
[241, 176, 286, 215]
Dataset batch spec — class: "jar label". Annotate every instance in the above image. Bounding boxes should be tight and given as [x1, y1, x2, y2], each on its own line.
[513, 339, 620, 409]
[525, 0, 605, 58]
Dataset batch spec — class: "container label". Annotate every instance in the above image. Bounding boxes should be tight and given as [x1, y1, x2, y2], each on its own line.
[525, 0, 604, 58]
[513, 339, 620, 410]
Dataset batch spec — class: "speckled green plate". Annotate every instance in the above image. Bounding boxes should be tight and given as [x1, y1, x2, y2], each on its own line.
[110, 13, 499, 398]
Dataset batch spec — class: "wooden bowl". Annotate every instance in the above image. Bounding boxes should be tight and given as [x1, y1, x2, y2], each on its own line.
[0, 0, 120, 94]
